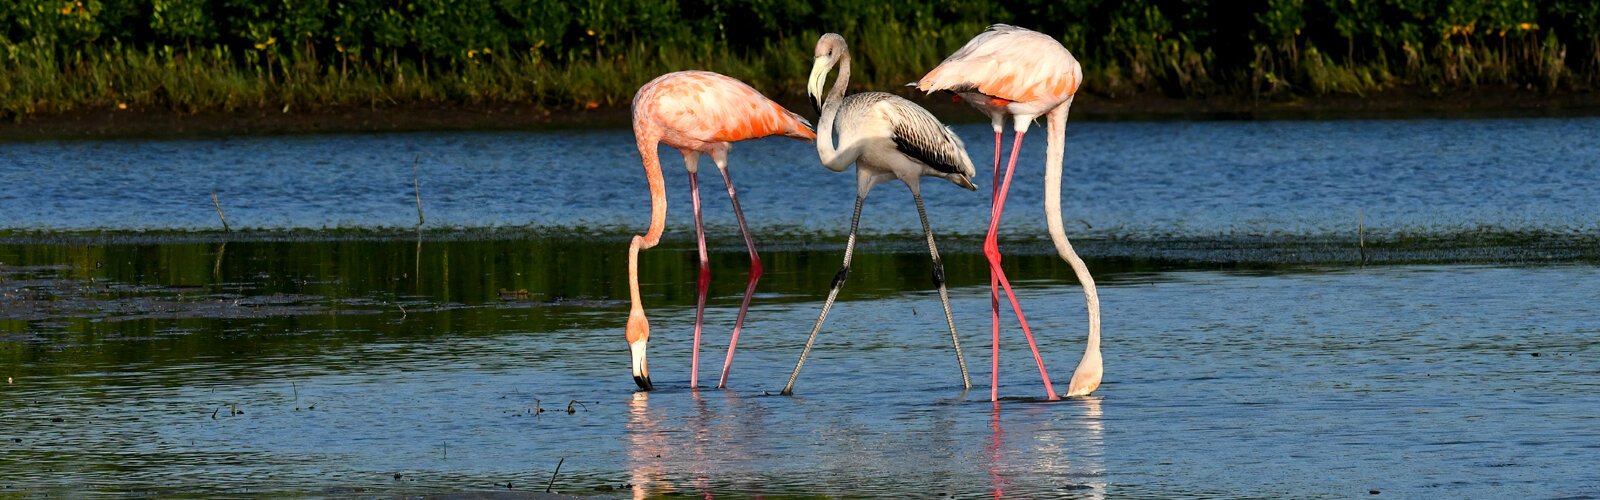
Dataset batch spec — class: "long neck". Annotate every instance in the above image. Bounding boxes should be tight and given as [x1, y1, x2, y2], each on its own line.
[629, 137, 668, 308]
[816, 51, 854, 172]
[1043, 98, 1099, 353]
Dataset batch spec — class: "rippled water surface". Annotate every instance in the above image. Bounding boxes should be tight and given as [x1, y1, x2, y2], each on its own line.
[3, 118, 1600, 497]
[4, 118, 1600, 238]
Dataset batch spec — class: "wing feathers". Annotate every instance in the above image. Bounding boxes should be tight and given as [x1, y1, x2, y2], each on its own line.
[883, 99, 975, 178]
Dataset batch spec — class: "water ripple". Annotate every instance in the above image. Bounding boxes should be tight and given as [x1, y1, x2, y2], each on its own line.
[5, 118, 1599, 242]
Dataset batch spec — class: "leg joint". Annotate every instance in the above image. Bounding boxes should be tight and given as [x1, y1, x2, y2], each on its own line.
[983, 242, 1002, 265]
[831, 267, 850, 288]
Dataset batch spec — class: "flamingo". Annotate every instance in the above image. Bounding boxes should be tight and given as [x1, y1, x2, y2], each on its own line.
[916, 24, 1101, 401]
[629, 70, 816, 391]
[781, 33, 976, 396]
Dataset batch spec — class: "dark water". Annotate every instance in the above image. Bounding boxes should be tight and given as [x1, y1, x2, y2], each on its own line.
[3, 118, 1600, 497]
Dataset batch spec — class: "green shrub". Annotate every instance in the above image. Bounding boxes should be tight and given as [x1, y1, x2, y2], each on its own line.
[1, 0, 1596, 119]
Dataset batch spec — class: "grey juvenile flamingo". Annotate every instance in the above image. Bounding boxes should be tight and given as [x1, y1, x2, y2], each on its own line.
[781, 33, 977, 396]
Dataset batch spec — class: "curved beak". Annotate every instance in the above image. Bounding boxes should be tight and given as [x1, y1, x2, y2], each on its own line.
[807, 56, 831, 116]
[630, 339, 652, 391]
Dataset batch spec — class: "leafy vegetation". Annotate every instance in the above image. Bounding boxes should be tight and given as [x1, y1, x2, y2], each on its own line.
[2, 0, 1597, 119]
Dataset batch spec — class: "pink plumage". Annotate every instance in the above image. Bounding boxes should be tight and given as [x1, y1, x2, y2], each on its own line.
[634, 70, 814, 149]
[918, 24, 1082, 116]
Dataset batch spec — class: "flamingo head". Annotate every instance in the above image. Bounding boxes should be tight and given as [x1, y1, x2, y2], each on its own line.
[808, 33, 848, 115]
[626, 307, 652, 391]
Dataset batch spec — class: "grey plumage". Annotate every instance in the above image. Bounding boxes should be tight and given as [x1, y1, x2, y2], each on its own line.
[832, 91, 977, 188]
[889, 102, 974, 178]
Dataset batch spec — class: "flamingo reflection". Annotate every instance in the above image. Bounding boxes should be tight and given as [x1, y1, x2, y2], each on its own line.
[987, 397, 1105, 498]
[627, 390, 764, 498]
[987, 405, 1009, 499]
[626, 391, 673, 499]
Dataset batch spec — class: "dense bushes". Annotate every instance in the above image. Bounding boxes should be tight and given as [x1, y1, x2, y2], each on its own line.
[2, 0, 1597, 118]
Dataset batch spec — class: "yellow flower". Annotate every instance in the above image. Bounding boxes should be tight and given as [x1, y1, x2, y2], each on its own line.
[116, 102, 127, 110]
[468, 49, 479, 58]
[586, 29, 595, 36]
[1519, 23, 1533, 30]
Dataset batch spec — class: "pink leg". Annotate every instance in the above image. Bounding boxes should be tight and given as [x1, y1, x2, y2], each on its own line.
[689, 171, 710, 389]
[990, 131, 1059, 401]
[717, 166, 761, 388]
[987, 130, 1003, 402]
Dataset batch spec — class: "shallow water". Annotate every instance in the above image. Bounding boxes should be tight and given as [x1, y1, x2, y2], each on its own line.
[4, 118, 1600, 497]
[3, 241, 1598, 497]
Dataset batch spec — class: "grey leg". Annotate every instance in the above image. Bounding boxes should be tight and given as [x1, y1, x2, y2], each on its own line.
[782, 194, 866, 396]
[915, 192, 971, 390]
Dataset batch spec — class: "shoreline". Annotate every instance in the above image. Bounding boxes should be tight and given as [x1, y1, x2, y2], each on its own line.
[3, 85, 1598, 142]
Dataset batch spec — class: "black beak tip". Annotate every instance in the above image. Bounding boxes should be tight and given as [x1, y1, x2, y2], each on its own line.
[809, 95, 821, 116]
[634, 375, 653, 391]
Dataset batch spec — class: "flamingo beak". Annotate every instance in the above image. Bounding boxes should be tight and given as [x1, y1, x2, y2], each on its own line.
[807, 56, 830, 116]
[631, 339, 652, 391]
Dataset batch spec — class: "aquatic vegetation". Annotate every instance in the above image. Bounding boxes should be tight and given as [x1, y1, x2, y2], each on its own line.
[1, 0, 1597, 119]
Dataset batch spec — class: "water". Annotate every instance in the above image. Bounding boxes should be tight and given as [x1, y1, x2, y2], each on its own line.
[3, 118, 1600, 497]
[4, 118, 1599, 239]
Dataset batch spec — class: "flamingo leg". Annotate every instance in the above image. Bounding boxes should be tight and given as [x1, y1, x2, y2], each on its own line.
[987, 129, 1003, 402]
[914, 191, 971, 390]
[782, 193, 866, 396]
[990, 130, 1060, 401]
[688, 169, 710, 389]
[716, 165, 761, 389]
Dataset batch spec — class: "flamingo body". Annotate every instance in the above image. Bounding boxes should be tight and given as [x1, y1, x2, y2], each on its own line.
[824, 92, 977, 188]
[919, 25, 1082, 120]
[636, 71, 815, 149]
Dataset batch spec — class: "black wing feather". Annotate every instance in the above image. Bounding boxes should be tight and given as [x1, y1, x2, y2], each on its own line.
[892, 134, 964, 176]
[885, 99, 971, 177]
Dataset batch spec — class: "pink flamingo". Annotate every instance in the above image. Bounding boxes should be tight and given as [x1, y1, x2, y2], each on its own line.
[628, 71, 816, 390]
[917, 24, 1101, 401]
